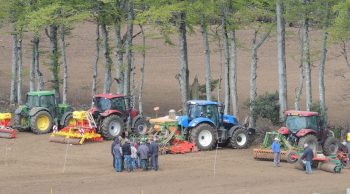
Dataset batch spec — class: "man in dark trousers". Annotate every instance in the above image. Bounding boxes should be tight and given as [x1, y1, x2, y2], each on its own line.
[300, 143, 314, 175]
[111, 137, 120, 168]
[112, 140, 123, 172]
[137, 140, 150, 171]
[150, 137, 159, 171]
[122, 139, 132, 172]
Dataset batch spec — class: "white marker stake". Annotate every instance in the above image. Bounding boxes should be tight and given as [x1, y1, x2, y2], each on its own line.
[63, 144, 71, 173]
[5, 144, 8, 166]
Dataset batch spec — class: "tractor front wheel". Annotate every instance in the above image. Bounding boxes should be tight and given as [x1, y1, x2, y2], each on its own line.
[190, 124, 216, 151]
[30, 111, 53, 134]
[323, 137, 338, 156]
[101, 115, 124, 140]
[133, 117, 150, 136]
[298, 134, 318, 151]
[230, 127, 249, 149]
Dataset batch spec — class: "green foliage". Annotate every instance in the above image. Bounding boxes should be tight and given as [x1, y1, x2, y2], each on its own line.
[247, 92, 280, 126]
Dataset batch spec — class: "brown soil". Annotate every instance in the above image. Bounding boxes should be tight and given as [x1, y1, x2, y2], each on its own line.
[0, 22, 350, 194]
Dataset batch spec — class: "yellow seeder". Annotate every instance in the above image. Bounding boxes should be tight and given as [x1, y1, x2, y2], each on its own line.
[0, 113, 16, 138]
[49, 111, 103, 145]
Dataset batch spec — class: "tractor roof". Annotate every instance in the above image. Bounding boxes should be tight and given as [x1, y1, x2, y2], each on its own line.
[187, 100, 220, 106]
[284, 110, 319, 117]
[27, 90, 55, 96]
[94, 93, 125, 99]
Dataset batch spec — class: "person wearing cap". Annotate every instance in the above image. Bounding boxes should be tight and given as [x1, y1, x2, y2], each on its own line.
[300, 143, 314, 175]
[271, 137, 281, 167]
[137, 140, 150, 171]
[122, 139, 132, 172]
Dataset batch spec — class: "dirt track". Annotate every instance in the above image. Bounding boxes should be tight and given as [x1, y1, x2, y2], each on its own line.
[0, 132, 349, 194]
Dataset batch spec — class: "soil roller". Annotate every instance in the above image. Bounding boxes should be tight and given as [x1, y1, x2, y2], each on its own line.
[0, 113, 16, 139]
[49, 111, 103, 145]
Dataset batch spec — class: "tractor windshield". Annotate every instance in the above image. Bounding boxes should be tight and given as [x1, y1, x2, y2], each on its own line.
[188, 104, 219, 126]
[26, 95, 39, 107]
[93, 97, 112, 112]
[286, 115, 319, 133]
[39, 95, 55, 108]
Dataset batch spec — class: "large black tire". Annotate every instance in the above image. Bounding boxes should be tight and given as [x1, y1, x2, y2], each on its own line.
[298, 134, 318, 151]
[62, 113, 76, 128]
[286, 150, 299, 164]
[101, 115, 124, 140]
[30, 111, 53, 134]
[229, 127, 249, 149]
[323, 136, 338, 156]
[190, 124, 216, 151]
[13, 114, 28, 132]
[133, 117, 150, 136]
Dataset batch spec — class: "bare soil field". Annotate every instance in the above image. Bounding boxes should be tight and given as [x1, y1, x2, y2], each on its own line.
[0, 22, 350, 194]
[0, 133, 349, 194]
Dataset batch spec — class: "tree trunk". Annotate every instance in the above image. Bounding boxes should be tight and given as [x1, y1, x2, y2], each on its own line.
[47, 25, 60, 103]
[138, 25, 146, 114]
[276, 0, 287, 122]
[319, 29, 327, 127]
[30, 37, 36, 92]
[33, 37, 43, 91]
[229, 29, 238, 116]
[302, 4, 312, 111]
[17, 37, 23, 104]
[101, 23, 113, 94]
[222, 10, 230, 114]
[114, 16, 124, 94]
[178, 11, 189, 114]
[60, 26, 68, 104]
[10, 23, 18, 104]
[92, 23, 100, 96]
[124, 2, 134, 96]
[295, 30, 304, 110]
[200, 15, 211, 101]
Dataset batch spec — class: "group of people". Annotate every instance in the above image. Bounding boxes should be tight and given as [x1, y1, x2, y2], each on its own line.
[111, 135, 159, 173]
[272, 137, 350, 175]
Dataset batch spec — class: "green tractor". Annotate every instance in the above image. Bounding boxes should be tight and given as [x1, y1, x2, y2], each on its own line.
[13, 91, 74, 134]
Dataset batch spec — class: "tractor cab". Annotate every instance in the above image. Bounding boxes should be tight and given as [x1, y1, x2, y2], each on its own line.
[187, 100, 220, 127]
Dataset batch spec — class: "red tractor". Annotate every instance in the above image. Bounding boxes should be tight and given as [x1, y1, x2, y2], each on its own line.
[90, 94, 149, 140]
[278, 110, 338, 156]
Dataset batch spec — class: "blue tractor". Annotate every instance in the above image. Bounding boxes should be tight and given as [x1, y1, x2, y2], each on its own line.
[177, 100, 256, 151]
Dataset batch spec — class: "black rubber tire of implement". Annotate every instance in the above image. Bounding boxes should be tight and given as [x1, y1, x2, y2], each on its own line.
[286, 150, 299, 164]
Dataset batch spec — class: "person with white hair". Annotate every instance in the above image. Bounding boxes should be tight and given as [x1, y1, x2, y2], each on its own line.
[300, 143, 314, 175]
[271, 137, 281, 167]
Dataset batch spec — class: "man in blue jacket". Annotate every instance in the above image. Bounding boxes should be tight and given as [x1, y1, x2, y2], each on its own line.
[272, 137, 281, 167]
[301, 143, 314, 174]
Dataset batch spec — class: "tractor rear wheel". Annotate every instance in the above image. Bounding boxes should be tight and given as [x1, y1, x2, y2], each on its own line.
[230, 127, 249, 149]
[13, 114, 28, 132]
[133, 117, 150, 136]
[30, 111, 53, 134]
[190, 124, 216, 151]
[323, 137, 338, 156]
[298, 134, 318, 151]
[101, 115, 124, 140]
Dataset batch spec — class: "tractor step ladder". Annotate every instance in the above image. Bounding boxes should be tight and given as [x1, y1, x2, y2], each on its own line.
[85, 111, 97, 129]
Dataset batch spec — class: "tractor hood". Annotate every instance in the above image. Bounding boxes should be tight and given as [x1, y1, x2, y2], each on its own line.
[278, 126, 317, 137]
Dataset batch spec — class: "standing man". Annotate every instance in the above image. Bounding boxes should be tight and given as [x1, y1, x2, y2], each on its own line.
[150, 137, 159, 171]
[271, 137, 281, 167]
[137, 140, 150, 171]
[111, 137, 120, 168]
[112, 140, 123, 172]
[122, 139, 132, 172]
[300, 143, 314, 175]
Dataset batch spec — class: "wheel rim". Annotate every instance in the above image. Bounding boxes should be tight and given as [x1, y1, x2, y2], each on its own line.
[236, 133, 247, 146]
[136, 123, 147, 134]
[108, 121, 121, 136]
[198, 129, 213, 147]
[37, 115, 50, 131]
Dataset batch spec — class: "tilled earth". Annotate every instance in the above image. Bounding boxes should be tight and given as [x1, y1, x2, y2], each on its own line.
[0, 132, 349, 194]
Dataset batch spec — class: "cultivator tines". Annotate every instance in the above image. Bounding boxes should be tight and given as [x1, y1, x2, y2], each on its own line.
[0, 113, 16, 139]
[49, 111, 103, 145]
[252, 148, 288, 161]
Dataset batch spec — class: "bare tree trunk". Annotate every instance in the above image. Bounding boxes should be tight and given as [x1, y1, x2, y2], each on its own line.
[302, 4, 312, 111]
[276, 0, 287, 121]
[33, 37, 43, 91]
[178, 11, 189, 114]
[92, 23, 100, 96]
[200, 15, 211, 101]
[222, 9, 230, 114]
[101, 23, 113, 94]
[46, 25, 60, 103]
[30, 37, 36, 92]
[340, 40, 350, 68]
[138, 25, 146, 114]
[10, 23, 18, 104]
[17, 37, 23, 104]
[60, 26, 68, 104]
[295, 29, 304, 110]
[249, 26, 272, 128]
[124, 2, 134, 96]
[229, 30, 238, 116]
[114, 16, 124, 94]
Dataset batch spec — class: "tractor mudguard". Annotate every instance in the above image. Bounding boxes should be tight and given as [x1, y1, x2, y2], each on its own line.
[177, 116, 189, 128]
[29, 107, 49, 116]
[59, 112, 72, 126]
[188, 117, 215, 128]
[278, 127, 289, 135]
[100, 110, 122, 117]
[228, 125, 241, 137]
[296, 128, 317, 137]
[222, 114, 239, 125]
